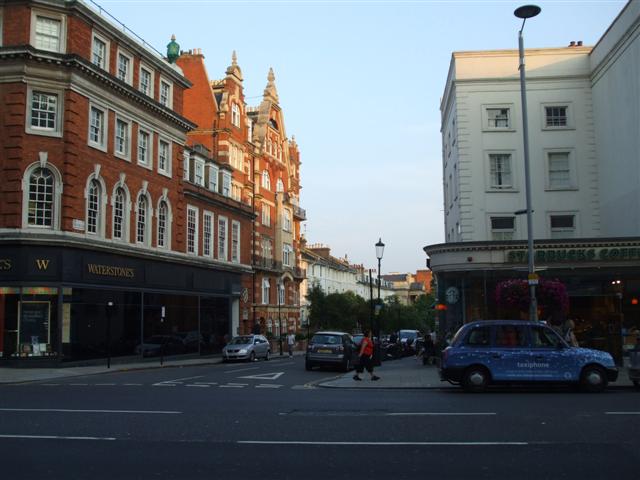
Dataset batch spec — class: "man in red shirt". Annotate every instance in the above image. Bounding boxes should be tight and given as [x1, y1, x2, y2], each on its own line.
[353, 330, 380, 381]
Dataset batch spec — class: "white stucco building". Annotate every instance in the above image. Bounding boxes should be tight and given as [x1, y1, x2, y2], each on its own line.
[425, 0, 640, 362]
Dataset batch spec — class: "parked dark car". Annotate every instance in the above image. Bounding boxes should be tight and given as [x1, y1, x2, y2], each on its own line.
[306, 331, 357, 371]
[440, 320, 618, 392]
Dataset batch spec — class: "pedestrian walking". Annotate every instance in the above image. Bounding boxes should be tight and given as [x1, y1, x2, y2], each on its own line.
[353, 330, 380, 381]
[287, 332, 296, 357]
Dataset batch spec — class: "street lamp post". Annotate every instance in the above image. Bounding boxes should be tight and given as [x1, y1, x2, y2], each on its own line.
[515, 4, 541, 322]
[278, 278, 283, 355]
[375, 238, 385, 338]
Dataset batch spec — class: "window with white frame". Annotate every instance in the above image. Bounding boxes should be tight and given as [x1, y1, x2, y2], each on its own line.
[91, 33, 109, 70]
[547, 151, 573, 189]
[218, 216, 228, 261]
[203, 211, 213, 257]
[489, 153, 513, 190]
[157, 200, 170, 248]
[486, 107, 510, 129]
[158, 139, 171, 175]
[231, 221, 240, 263]
[136, 195, 150, 244]
[137, 128, 152, 167]
[193, 158, 205, 186]
[159, 79, 172, 108]
[139, 66, 153, 97]
[262, 170, 271, 190]
[283, 210, 291, 232]
[261, 204, 271, 226]
[262, 239, 272, 260]
[262, 279, 271, 305]
[86, 179, 102, 235]
[114, 117, 130, 159]
[117, 50, 132, 84]
[230, 144, 243, 171]
[276, 178, 284, 193]
[545, 106, 568, 128]
[550, 214, 576, 239]
[28, 90, 60, 136]
[283, 243, 292, 267]
[183, 152, 190, 181]
[278, 283, 285, 305]
[34, 14, 63, 53]
[231, 103, 240, 127]
[231, 183, 242, 202]
[222, 171, 231, 197]
[490, 216, 515, 241]
[247, 119, 253, 142]
[207, 164, 219, 192]
[186, 205, 198, 254]
[88, 105, 107, 150]
[112, 187, 127, 241]
[27, 167, 55, 228]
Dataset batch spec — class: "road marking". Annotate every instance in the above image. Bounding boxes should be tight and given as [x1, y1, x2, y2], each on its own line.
[122, 383, 143, 386]
[186, 384, 210, 388]
[0, 408, 181, 414]
[255, 384, 283, 389]
[69, 383, 88, 386]
[219, 383, 247, 388]
[40, 384, 59, 386]
[153, 375, 204, 386]
[386, 412, 497, 416]
[238, 441, 528, 446]
[239, 372, 284, 380]
[0, 434, 116, 441]
[153, 384, 176, 387]
[95, 383, 116, 386]
[605, 412, 640, 415]
[193, 382, 218, 385]
[225, 367, 260, 374]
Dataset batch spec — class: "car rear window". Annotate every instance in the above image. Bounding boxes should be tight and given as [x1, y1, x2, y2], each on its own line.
[311, 334, 340, 345]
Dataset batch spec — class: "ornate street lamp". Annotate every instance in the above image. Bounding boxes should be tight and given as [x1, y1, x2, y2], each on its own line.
[514, 4, 541, 321]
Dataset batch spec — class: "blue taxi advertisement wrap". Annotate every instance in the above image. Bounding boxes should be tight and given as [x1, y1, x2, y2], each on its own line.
[439, 320, 618, 392]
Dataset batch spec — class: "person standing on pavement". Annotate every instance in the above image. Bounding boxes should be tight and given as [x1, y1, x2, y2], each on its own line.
[287, 332, 296, 357]
[353, 330, 380, 381]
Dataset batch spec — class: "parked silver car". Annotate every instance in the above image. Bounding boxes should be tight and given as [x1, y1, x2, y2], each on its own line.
[305, 331, 356, 371]
[222, 335, 271, 362]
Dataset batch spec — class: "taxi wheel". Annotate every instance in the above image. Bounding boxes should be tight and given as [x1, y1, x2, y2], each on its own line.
[462, 366, 490, 393]
[580, 366, 607, 393]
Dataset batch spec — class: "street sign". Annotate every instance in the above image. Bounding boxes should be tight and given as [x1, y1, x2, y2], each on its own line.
[528, 273, 539, 285]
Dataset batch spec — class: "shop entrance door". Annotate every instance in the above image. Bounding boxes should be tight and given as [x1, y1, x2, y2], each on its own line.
[18, 301, 50, 356]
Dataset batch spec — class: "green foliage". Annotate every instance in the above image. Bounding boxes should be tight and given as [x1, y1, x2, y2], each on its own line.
[305, 284, 435, 335]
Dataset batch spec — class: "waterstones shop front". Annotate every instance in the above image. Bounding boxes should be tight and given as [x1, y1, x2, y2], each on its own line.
[424, 238, 640, 364]
[0, 244, 245, 365]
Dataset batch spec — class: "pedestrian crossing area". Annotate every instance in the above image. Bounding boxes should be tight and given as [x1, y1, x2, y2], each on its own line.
[29, 381, 288, 389]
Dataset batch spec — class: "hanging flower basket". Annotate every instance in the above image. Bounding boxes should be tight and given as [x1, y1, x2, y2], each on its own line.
[495, 278, 569, 316]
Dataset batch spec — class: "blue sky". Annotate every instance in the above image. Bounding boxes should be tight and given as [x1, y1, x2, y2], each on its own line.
[96, 0, 626, 274]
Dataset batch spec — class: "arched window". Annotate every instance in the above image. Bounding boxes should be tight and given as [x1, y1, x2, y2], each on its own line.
[157, 199, 171, 249]
[136, 194, 151, 245]
[112, 187, 127, 241]
[27, 167, 55, 227]
[262, 170, 271, 190]
[276, 178, 284, 193]
[86, 179, 101, 235]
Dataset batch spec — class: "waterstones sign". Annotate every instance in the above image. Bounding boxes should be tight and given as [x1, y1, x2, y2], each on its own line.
[86, 263, 136, 279]
[507, 246, 640, 264]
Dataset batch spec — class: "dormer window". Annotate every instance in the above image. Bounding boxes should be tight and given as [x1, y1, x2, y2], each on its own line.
[231, 104, 240, 127]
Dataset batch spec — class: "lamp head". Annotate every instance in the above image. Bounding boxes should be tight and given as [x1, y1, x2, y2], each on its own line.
[375, 238, 385, 260]
[514, 5, 541, 19]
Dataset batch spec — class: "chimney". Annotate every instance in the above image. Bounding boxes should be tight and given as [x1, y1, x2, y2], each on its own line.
[577, 40, 583, 46]
[569, 41, 576, 47]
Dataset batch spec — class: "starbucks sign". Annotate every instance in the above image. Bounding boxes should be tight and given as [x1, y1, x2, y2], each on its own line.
[507, 246, 640, 264]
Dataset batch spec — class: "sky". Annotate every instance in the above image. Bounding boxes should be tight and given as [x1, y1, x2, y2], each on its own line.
[95, 0, 627, 274]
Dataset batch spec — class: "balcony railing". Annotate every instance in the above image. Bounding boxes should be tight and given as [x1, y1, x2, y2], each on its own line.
[292, 205, 306, 220]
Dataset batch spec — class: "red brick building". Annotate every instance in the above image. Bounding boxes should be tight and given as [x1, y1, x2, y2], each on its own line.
[177, 50, 305, 338]
[0, 0, 253, 363]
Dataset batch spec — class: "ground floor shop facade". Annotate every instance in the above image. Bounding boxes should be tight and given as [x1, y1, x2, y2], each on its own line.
[0, 242, 250, 365]
[425, 238, 640, 364]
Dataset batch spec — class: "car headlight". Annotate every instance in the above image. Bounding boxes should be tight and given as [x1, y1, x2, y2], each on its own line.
[238, 348, 247, 354]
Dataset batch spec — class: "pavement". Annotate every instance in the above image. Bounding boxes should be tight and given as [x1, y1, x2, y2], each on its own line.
[0, 353, 637, 389]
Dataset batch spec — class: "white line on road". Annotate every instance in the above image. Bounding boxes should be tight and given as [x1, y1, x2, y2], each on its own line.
[153, 375, 204, 386]
[0, 408, 181, 414]
[224, 367, 260, 374]
[238, 441, 528, 446]
[386, 412, 497, 416]
[0, 434, 116, 441]
[255, 384, 283, 388]
[193, 382, 218, 385]
[153, 384, 176, 387]
[69, 384, 88, 386]
[186, 384, 211, 388]
[605, 412, 640, 415]
[122, 383, 143, 386]
[95, 383, 116, 386]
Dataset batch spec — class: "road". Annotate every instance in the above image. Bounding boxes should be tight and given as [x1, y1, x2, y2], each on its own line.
[1, 356, 638, 479]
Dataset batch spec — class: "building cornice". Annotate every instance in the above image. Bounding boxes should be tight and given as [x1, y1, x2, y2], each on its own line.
[0, 46, 196, 131]
[183, 189, 255, 220]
